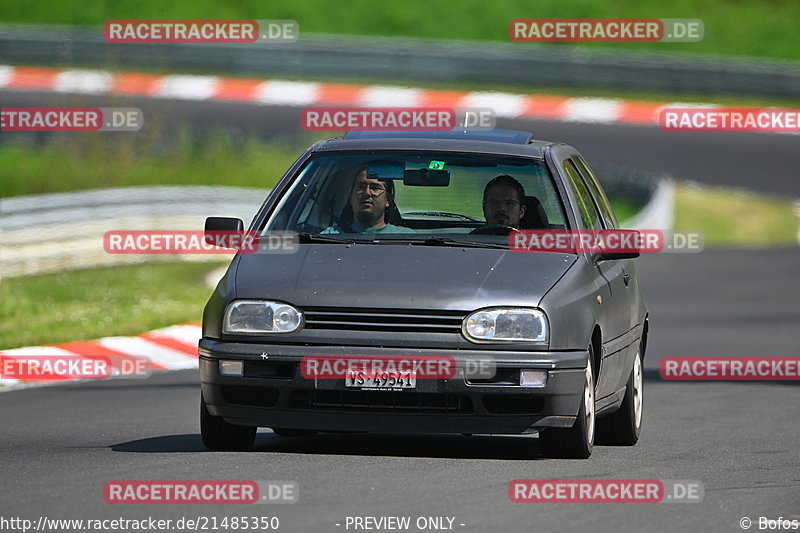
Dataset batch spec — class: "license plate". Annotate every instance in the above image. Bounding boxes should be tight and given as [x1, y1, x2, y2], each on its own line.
[345, 370, 416, 390]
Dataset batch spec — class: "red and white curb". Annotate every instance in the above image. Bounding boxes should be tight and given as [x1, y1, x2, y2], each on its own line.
[0, 323, 201, 391]
[0, 64, 696, 126]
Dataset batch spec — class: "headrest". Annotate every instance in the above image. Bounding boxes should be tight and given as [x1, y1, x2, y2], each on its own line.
[519, 196, 549, 229]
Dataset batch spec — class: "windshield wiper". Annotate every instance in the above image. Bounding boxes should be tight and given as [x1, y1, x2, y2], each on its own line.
[402, 211, 482, 222]
[382, 237, 507, 249]
[297, 233, 382, 245]
[297, 233, 357, 244]
[297, 233, 505, 249]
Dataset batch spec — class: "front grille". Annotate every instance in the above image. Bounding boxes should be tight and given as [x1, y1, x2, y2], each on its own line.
[482, 395, 544, 414]
[302, 307, 465, 334]
[221, 386, 280, 408]
[289, 390, 474, 414]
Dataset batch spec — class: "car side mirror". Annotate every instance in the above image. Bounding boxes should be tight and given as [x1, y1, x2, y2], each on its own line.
[595, 251, 640, 261]
[593, 229, 642, 261]
[204, 217, 244, 246]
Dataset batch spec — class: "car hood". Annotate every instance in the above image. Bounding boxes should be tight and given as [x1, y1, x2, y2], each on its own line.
[234, 245, 576, 310]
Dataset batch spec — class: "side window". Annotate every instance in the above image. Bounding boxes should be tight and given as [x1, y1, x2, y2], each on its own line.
[563, 160, 602, 230]
[573, 156, 619, 229]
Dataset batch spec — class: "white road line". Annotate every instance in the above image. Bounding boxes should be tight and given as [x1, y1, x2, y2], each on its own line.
[255, 80, 319, 105]
[0, 346, 82, 386]
[54, 69, 113, 94]
[0, 65, 14, 88]
[358, 86, 421, 107]
[0, 346, 79, 356]
[156, 75, 220, 100]
[459, 92, 525, 118]
[563, 97, 623, 123]
[148, 325, 203, 347]
[97, 337, 198, 370]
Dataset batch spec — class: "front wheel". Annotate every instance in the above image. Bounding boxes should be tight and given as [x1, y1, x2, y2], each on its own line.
[200, 394, 256, 451]
[540, 353, 595, 459]
[596, 347, 643, 446]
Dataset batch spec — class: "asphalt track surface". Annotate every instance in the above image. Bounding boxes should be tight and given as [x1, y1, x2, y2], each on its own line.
[1, 90, 799, 532]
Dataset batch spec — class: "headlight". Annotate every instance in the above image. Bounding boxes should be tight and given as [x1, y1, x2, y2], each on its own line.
[462, 307, 548, 343]
[223, 300, 303, 335]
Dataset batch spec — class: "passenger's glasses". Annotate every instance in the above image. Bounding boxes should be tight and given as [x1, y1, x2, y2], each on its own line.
[353, 183, 387, 195]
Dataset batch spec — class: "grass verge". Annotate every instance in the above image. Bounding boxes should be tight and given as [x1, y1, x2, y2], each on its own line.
[674, 183, 799, 246]
[2, 0, 800, 61]
[0, 261, 226, 350]
[0, 132, 642, 222]
[0, 130, 317, 197]
[3, 134, 796, 242]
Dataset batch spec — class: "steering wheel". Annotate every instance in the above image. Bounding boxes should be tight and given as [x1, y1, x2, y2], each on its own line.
[469, 224, 516, 235]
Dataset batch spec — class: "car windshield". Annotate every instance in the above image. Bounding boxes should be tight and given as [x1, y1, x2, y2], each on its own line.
[262, 151, 567, 245]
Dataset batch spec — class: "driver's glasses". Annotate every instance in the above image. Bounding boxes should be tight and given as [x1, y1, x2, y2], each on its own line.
[484, 199, 521, 209]
[353, 183, 387, 195]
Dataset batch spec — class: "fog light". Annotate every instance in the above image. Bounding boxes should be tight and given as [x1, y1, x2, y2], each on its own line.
[520, 370, 548, 387]
[219, 360, 244, 377]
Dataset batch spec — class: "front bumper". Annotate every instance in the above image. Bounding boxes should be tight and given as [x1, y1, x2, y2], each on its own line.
[199, 339, 588, 435]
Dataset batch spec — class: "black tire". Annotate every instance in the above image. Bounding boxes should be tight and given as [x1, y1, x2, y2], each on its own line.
[200, 394, 256, 451]
[271, 428, 318, 437]
[540, 352, 595, 459]
[596, 347, 643, 446]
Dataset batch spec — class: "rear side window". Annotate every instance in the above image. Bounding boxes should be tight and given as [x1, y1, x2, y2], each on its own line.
[572, 157, 619, 229]
[563, 160, 602, 230]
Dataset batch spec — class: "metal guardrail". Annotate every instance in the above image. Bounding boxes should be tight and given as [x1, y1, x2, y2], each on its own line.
[0, 186, 266, 278]
[0, 24, 798, 98]
[0, 173, 668, 279]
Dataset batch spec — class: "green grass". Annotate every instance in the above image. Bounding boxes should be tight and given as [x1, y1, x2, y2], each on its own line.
[0, 261, 225, 349]
[611, 200, 640, 224]
[674, 183, 799, 246]
[5, 133, 796, 244]
[0, 129, 325, 197]
[2, 0, 800, 60]
[0, 132, 642, 223]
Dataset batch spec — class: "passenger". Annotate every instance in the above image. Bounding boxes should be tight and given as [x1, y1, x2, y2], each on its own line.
[322, 169, 408, 234]
[482, 175, 527, 228]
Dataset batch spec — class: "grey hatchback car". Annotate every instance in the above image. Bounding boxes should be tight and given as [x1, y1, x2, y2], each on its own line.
[199, 129, 649, 458]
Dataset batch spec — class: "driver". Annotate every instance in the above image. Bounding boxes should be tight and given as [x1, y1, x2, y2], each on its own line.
[322, 168, 408, 233]
[482, 175, 527, 228]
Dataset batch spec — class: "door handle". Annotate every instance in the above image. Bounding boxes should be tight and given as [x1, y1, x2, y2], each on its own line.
[622, 270, 631, 286]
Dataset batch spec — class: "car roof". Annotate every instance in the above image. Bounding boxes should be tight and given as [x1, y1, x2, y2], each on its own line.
[311, 129, 555, 159]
